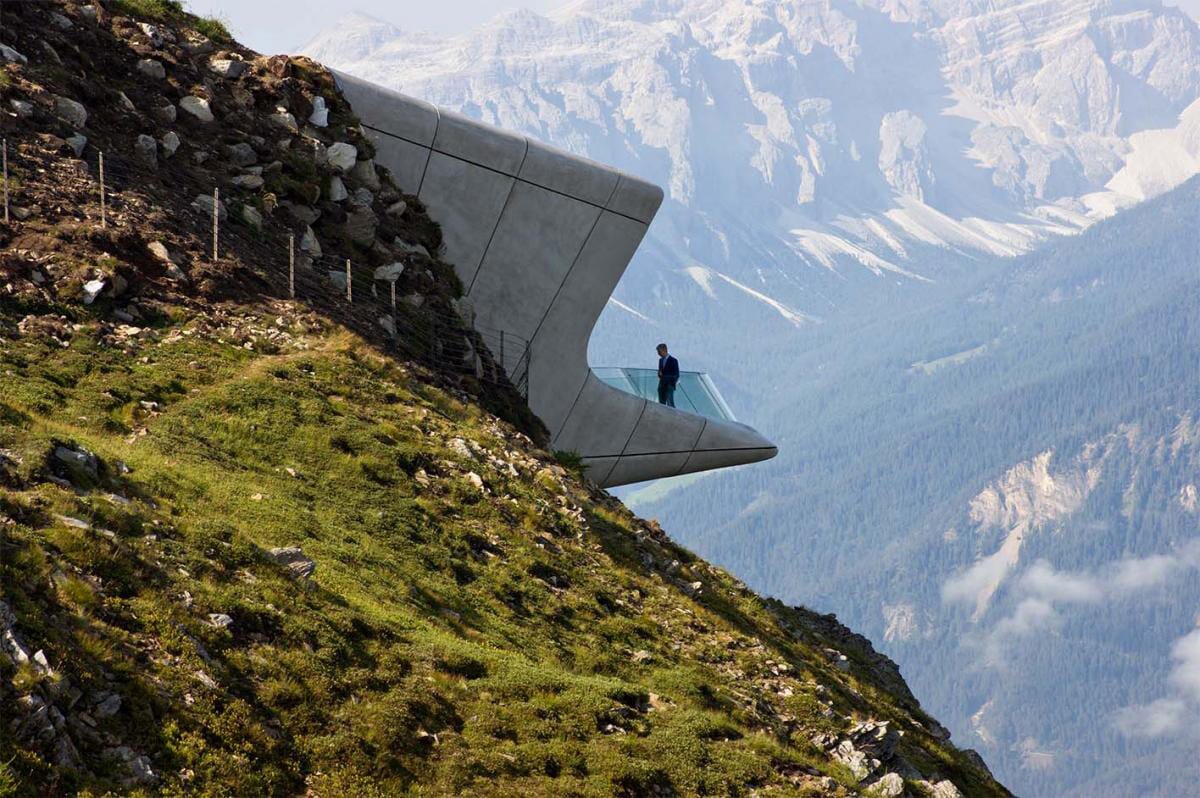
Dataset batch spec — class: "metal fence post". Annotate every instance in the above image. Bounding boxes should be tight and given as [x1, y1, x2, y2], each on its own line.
[390, 280, 397, 339]
[2, 138, 8, 226]
[211, 187, 219, 262]
[288, 233, 295, 299]
[345, 258, 352, 302]
[98, 150, 106, 229]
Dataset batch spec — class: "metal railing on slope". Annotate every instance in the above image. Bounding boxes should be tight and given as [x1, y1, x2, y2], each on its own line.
[0, 134, 531, 398]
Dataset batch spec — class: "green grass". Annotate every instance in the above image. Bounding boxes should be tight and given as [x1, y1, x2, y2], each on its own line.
[109, 0, 232, 44]
[0, 300, 1006, 796]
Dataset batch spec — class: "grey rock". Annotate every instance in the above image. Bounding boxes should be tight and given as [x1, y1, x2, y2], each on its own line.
[183, 34, 215, 56]
[299, 225, 321, 257]
[327, 269, 347, 291]
[117, 92, 136, 112]
[138, 22, 164, 47]
[208, 58, 246, 79]
[51, 12, 74, 30]
[82, 278, 106, 304]
[52, 735, 83, 771]
[136, 59, 165, 80]
[191, 193, 227, 222]
[266, 546, 316, 580]
[350, 158, 381, 191]
[54, 445, 99, 482]
[0, 45, 27, 66]
[374, 262, 406, 282]
[326, 142, 357, 172]
[309, 96, 329, 127]
[326, 175, 348, 202]
[179, 96, 214, 123]
[225, 142, 257, 167]
[134, 134, 157, 167]
[285, 203, 320, 225]
[925, 781, 964, 798]
[9, 99, 33, 118]
[165, 263, 188, 282]
[208, 613, 233, 629]
[147, 241, 174, 264]
[66, 134, 88, 157]
[394, 238, 431, 259]
[94, 692, 122, 719]
[241, 205, 263, 230]
[270, 108, 298, 133]
[153, 104, 177, 124]
[231, 174, 264, 190]
[402, 293, 425, 308]
[345, 207, 378, 247]
[868, 772, 904, 798]
[386, 199, 408, 217]
[378, 315, 396, 336]
[351, 187, 374, 207]
[54, 95, 88, 128]
[161, 131, 180, 158]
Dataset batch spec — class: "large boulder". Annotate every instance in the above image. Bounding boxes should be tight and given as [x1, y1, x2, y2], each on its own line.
[136, 59, 165, 79]
[133, 134, 157, 168]
[192, 193, 227, 221]
[53, 444, 99, 485]
[54, 95, 88, 128]
[179, 96, 214, 123]
[326, 142, 357, 172]
[208, 58, 246, 79]
[267, 547, 316, 580]
[345, 207, 378, 247]
[225, 142, 257, 167]
[350, 158, 381, 191]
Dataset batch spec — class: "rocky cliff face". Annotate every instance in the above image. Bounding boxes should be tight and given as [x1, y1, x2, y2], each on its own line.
[0, 3, 1006, 796]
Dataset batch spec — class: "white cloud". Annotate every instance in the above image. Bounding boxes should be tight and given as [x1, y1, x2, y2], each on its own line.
[1114, 629, 1200, 738]
[1019, 560, 1104, 604]
[1113, 697, 1190, 737]
[941, 551, 1011, 604]
[947, 543, 1200, 669]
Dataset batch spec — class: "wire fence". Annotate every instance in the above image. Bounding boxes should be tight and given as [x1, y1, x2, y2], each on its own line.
[0, 133, 530, 398]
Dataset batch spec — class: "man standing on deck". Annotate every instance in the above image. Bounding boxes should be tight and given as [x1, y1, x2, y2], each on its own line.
[656, 343, 679, 407]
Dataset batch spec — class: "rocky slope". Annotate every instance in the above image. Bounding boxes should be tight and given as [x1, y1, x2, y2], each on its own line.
[0, 3, 1006, 796]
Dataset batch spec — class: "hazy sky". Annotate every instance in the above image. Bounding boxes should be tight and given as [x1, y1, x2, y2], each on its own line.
[190, 0, 1200, 57]
[185, 1, 562, 56]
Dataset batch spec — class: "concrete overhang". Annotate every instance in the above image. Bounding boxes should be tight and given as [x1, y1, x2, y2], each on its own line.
[333, 71, 778, 487]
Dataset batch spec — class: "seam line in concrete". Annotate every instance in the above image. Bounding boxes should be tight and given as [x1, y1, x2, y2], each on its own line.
[583, 445, 777, 461]
[467, 137, 529, 295]
[618, 400, 650, 456]
[550, 371, 594, 447]
[415, 109, 440, 196]
[523, 172, 626, 348]
[676, 418, 708, 476]
[362, 122, 649, 225]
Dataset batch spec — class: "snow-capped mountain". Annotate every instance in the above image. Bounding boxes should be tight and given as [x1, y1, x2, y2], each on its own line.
[304, 0, 1200, 328]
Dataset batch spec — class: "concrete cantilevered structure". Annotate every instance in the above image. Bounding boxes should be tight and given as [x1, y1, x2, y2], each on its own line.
[334, 72, 777, 487]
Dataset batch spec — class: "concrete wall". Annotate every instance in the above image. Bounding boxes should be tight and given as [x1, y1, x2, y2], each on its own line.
[334, 72, 777, 487]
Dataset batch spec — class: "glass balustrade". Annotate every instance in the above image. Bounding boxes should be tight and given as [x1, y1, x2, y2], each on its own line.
[593, 367, 736, 421]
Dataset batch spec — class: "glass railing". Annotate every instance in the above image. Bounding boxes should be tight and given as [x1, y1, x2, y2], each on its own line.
[593, 367, 736, 421]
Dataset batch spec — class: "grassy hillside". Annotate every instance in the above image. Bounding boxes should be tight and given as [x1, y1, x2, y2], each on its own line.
[0, 297, 1005, 797]
[0, 2, 1008, 796]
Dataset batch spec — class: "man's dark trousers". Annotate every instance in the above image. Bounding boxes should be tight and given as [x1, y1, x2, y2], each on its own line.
[657, 353, 679, 407]
[657, 381, 675, 407]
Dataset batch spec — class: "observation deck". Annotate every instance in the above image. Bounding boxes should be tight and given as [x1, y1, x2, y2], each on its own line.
[333, 71, 777, 486]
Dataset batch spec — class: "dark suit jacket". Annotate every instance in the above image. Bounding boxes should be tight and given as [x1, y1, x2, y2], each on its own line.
[658, 355, 679, 385]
